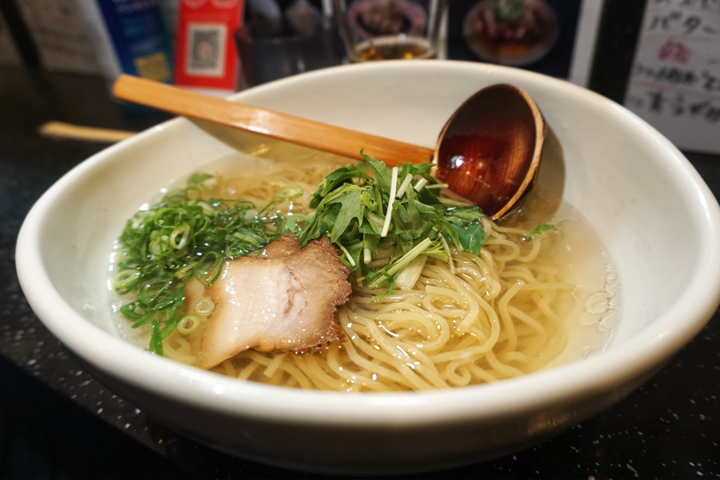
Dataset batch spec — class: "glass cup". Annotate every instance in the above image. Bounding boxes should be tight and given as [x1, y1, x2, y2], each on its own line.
[235, 20, 343, 87]
[332, 0, 446, 62]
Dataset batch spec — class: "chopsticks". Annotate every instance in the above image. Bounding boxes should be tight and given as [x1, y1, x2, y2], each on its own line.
[38, 121, 136, 143]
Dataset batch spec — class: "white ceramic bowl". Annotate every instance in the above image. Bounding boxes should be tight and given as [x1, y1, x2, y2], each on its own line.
[16, 61, 720, 475]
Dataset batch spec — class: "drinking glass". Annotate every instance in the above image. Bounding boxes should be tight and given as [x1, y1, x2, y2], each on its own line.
[332, 0, 446, 62]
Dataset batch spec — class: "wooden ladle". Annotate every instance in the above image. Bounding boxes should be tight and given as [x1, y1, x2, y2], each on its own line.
[112, 74, 545, 219]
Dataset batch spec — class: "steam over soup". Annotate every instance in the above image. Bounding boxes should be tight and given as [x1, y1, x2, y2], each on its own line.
[110, 151, 620, 392]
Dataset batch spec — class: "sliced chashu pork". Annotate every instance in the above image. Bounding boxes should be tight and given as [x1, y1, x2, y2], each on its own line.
[196, 236, 351, 369]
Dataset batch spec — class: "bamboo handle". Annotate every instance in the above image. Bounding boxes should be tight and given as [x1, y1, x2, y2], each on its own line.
[38, 121, 135, 143]
[112, 75, 434, 166]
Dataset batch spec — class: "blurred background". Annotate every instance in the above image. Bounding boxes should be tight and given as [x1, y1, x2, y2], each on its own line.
[1, 0, 719, 478]
[2, 0, 717, 152]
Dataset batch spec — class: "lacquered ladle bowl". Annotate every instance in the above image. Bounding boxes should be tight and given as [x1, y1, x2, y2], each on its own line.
[112, 75, 545, 219]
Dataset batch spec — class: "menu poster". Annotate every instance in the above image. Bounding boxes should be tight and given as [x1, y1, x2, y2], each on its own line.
[624, 0, 720, 154]
[445, 0, 588, 82]
[18, 0, 103, 75]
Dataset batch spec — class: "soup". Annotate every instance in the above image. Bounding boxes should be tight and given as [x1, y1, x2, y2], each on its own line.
[110, 151, 619, 392]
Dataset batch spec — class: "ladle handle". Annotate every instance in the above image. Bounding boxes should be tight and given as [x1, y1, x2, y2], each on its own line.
[112, 75, 434, 166]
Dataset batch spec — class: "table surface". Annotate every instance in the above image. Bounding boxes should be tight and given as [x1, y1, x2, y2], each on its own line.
[1, 66, 719, 479]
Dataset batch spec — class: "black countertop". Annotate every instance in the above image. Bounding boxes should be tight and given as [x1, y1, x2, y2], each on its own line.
[1, 66, 719, 479]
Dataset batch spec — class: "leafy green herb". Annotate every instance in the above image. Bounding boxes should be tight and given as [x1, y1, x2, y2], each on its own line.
[113, 175, 284, 354]
[525, 223, 556, 240]
[300, 153, 488, 296]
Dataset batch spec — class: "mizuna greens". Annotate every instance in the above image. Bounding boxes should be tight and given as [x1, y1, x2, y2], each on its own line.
[112, 154, 507, 354]
[299, 153, 487, 293]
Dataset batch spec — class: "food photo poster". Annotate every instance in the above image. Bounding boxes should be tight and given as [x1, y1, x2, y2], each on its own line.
[444, 0, 605, 85]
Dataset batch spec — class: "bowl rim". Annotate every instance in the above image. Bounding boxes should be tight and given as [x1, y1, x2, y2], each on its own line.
[15, 60, 720, 427]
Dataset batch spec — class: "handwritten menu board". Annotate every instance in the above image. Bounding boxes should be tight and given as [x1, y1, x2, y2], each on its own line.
[623, 0, 720, 154]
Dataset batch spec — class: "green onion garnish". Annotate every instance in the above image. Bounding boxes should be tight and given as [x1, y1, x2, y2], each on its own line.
[193, 297, 215, 316]
[177, 315, 201, 335]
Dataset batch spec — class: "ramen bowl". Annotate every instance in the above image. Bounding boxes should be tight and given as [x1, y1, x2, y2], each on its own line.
[16, 61, 720, 475]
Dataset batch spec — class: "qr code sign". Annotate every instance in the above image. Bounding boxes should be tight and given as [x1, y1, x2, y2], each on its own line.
[186, 23, 227, 77]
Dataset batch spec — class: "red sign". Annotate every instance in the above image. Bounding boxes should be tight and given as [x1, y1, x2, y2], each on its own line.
[174, 0, 245, 91]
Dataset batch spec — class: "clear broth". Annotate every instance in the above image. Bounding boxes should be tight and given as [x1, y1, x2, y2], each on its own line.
[109, 150, 620, 382]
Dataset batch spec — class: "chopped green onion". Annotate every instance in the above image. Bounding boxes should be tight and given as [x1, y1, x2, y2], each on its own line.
[177, 315, 201, 335]
[169, 224, 191, 249]
[112, 269, 141, 294]
[188, 172, 216, 190]
[113, 173, 286, 355]
[195, 252, 225, 286]
[196, 201, 215, 216]
[193, 297, 215, 316]
[277, 186, 303, 201]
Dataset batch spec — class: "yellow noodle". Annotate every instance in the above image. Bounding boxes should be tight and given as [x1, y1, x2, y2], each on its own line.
[219, 358, 237, 378]
[163, 333, 197, 365]
[160, 159, 578, 392]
